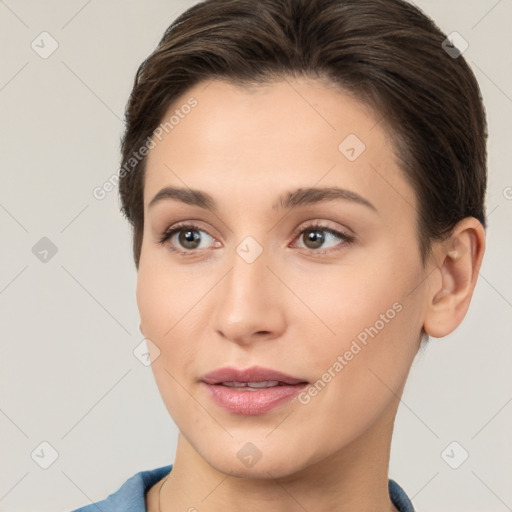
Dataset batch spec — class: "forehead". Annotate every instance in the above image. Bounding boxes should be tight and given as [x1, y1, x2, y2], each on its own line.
[143, 77, 415, 219]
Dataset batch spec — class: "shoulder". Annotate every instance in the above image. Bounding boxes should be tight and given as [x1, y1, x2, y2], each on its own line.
[69, 464, 173, 512]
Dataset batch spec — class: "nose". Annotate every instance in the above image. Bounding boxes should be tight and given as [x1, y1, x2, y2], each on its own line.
[213, 243, 286, 346]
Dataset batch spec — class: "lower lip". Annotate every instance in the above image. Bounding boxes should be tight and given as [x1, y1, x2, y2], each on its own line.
[202, 382, 308, 415]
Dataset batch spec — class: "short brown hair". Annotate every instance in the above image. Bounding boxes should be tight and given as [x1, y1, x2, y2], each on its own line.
[119, 0, 487, 269]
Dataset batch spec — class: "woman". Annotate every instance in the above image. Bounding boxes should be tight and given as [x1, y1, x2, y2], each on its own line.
[72, 0, 487, 510]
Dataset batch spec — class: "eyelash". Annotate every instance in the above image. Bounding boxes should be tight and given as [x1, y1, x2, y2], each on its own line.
[156, 221, 355, 256]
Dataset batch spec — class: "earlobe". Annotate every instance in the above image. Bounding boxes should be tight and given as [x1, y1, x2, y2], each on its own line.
[423, 217, 486, 338]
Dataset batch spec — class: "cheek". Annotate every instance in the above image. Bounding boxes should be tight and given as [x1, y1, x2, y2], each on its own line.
[136, 254, 197, 338]
[136, 255, 211, 368]
[292, 262, 402, 336]
[288, 270, 419, 443]
[289, 256, 421, 385]
[136, 261, 198, 420]
[136, 262, 195, 390]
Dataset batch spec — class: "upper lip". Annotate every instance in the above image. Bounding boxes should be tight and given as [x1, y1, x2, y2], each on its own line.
[201, 366, 308, 385]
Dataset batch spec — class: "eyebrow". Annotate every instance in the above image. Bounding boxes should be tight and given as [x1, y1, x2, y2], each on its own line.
[148, 186, 377, 213]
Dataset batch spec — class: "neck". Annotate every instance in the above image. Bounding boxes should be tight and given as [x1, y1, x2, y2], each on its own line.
[157, 401, 400, 512]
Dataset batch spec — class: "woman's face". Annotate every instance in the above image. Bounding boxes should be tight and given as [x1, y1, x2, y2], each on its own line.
[137, 77, 429, 477]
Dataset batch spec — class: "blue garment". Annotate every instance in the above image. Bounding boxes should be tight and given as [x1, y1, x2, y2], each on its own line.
[70, 464, 415, 512]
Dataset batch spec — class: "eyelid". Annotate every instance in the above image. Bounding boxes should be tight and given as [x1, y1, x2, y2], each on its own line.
[291, 219, 355, 240]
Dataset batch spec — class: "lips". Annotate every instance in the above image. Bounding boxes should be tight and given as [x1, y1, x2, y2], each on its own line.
[201, 365, 308, 386]
[200, 366, 309, 415]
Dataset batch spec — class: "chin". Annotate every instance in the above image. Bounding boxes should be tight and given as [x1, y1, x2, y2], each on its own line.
[209, 455, 302, 480]
[194, 435, 321, 481]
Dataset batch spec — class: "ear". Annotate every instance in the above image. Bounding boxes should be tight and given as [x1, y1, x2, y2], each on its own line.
[423, 217, 486, 338]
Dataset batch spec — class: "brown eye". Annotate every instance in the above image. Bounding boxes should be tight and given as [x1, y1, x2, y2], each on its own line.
[157, 223, 217, 254]
[294, 223, 354, 253]
[302, 228, 326, 249]
[178, 229, 201, 249]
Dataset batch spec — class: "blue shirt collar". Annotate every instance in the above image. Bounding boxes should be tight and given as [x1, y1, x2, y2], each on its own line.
[71, 464, 415, 512]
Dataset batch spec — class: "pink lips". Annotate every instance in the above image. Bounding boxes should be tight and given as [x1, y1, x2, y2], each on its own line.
[201, 365, 308, 415]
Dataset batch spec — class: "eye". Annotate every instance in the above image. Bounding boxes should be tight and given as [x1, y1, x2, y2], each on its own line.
[157, 221, 354, 256]
[157, 223, 218, 254]
[293, 222, 354, 253]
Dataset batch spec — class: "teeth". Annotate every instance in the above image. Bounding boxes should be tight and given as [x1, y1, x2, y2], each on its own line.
[221, 381, 247, 387]
[221, 380, 280, 388]
[247, 380, 280, 388]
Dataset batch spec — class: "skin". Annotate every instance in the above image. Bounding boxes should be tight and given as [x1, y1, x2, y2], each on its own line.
[137, 77, 485, 512]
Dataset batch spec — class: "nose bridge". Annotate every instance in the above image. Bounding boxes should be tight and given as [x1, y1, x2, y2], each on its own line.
[213, 235, 284, 343]
[224, 240, 271, 318]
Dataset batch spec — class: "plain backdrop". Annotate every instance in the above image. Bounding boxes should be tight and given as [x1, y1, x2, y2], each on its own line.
[1, 1, 511, 511]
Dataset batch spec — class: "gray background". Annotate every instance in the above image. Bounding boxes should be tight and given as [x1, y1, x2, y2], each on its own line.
[1, 1, 511, 511]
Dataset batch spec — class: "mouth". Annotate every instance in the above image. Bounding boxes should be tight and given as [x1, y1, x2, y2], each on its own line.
[200, 366, 309, 415]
